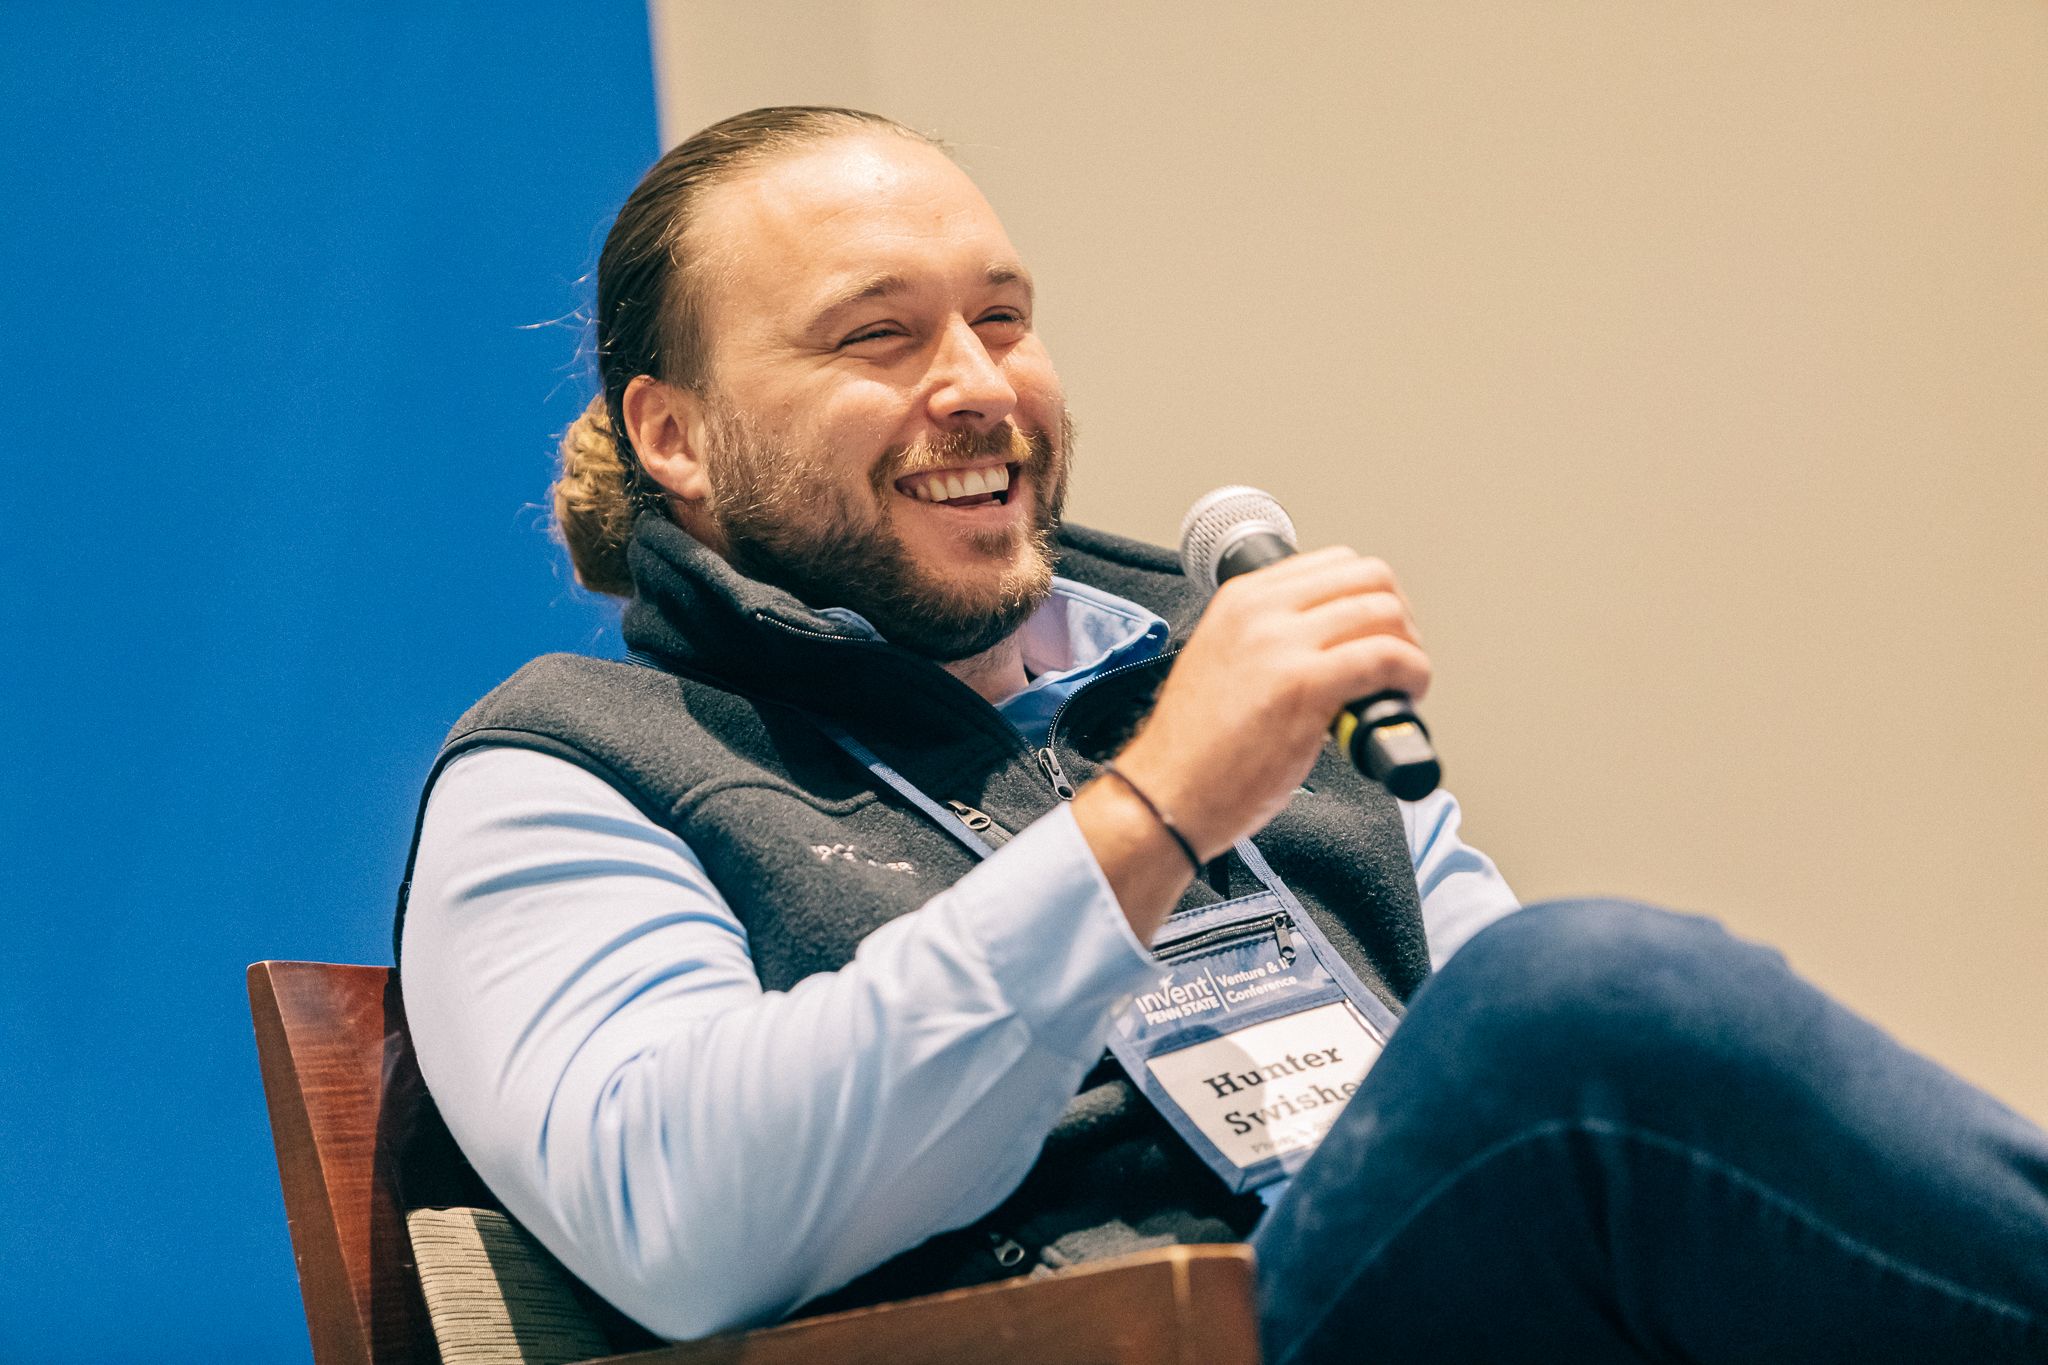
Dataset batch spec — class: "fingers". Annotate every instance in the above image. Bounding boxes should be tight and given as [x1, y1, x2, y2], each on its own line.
[1128, 542, 1434, 858]
[1301, 589, 1420, 651]
[1197, 545, 1429, 701]
[1313, 633, 1434, 703]
[1217, 547, 1407, 614]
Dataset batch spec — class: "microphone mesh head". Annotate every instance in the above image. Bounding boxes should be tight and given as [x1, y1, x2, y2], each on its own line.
[1178, 485, 1298, 588]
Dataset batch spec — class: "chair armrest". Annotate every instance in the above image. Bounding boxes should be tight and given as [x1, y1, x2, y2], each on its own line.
[582, 1243, 1261, 1365]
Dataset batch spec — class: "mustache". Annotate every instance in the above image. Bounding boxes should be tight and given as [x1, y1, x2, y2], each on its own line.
[872, 423, 1052, 492]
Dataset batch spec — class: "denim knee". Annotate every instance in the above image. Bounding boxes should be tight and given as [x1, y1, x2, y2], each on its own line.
[1407, 899, 1808, 1125]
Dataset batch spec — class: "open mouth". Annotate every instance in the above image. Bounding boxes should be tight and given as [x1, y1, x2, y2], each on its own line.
[893, 462, 1020, 509]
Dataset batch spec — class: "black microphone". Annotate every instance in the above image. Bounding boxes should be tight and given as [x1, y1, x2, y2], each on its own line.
[1178, 486, 1443, 801]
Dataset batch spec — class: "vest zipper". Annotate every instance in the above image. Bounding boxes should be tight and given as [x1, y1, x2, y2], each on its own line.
[1036, 650, 1179, 802]
[1042, 652, 1177, 756]
[1035, 747, 1077, 800]
[1155, 912, 1296, 966]
[755, 614, 1064, 790]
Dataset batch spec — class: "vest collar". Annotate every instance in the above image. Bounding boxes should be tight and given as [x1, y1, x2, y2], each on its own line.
[617, 511, 1206, 722]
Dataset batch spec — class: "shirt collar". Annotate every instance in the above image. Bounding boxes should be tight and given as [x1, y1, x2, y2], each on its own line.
[1014, 577, 1168, 678]
[815, 576, 1169, 697]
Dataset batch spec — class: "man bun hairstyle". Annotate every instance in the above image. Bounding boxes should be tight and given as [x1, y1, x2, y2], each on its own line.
[554, 105, 943, 597]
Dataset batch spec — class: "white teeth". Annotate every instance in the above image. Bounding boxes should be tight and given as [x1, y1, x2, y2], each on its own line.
[903, 465, 1010, 503]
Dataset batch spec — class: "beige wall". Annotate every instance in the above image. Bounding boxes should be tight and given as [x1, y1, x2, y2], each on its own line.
[649, 0, 2047, 1122]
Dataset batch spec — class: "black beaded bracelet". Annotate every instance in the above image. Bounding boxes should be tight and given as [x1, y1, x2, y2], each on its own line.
[1098, 759, 1203, 875]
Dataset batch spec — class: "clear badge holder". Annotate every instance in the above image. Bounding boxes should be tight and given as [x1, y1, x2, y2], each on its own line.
[1106, 888, 1395, 1193]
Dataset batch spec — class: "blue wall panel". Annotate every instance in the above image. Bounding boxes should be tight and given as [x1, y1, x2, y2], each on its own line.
[0, 6, 656, 1359]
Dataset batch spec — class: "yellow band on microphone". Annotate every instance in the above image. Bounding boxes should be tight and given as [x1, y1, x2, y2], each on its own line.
[1331, 708, 1360, 760]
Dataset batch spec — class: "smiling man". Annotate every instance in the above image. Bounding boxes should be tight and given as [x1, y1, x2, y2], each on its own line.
[398, 108, 2048, 1364]
[616, 126, 1073, 684]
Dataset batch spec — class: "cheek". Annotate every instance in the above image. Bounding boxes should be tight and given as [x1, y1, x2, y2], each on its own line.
[814, 385, 921, 468]
[820, 369, 915, 422]
[1006, 349, 1065, 428]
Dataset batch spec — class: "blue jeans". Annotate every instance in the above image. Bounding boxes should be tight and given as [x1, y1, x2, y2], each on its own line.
[1252, 900, 2048, 1363]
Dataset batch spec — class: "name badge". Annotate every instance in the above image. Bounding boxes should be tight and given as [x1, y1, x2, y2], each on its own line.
[1105, 892, 1391, 1192]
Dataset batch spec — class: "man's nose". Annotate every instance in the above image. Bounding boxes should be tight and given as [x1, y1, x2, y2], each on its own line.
[925, 318, 1017, 432]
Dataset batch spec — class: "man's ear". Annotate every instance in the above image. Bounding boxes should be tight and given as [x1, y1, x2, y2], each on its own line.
[621, 374, 713, 502]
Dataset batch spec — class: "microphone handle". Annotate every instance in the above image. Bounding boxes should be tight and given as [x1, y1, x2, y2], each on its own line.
[1213, 532, 1443, 802]
[1335, 693, 1441, 802]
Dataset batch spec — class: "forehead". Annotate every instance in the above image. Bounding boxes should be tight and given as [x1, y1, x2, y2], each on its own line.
[690, 134, 1023, 338]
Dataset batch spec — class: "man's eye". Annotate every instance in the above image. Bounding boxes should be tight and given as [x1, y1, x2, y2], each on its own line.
[841, 325, 901, 347]
[977, 310, 1026, 328]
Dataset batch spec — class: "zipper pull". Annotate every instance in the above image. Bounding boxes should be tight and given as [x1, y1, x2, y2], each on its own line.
[946, 800, 994, 832]
[1036, 747, 1077, 800]
[1271, 915, 1298, 965]
[987, 1230, 1028, 1269]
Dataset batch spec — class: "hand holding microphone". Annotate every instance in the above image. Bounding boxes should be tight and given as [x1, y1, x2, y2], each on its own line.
[1076, 485, 1437, 933]
[1179, 487, 1442, 802]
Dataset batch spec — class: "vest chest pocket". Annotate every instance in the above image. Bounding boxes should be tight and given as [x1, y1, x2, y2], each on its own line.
[944, 800, 1013, 847]
[687, 781, 982, 892]
[687, 782, 991, 993]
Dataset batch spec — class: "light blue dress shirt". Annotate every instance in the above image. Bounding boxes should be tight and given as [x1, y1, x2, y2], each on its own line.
[401, 578, 1519, 1341]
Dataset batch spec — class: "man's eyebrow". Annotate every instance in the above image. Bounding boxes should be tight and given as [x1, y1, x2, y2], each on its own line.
[816, 272, 912, 318]
[810, 264, 1035, 324]
[984, 263, 1034, 297]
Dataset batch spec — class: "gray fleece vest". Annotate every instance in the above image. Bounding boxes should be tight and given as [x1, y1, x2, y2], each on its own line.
[396, 512, 1432, 1313]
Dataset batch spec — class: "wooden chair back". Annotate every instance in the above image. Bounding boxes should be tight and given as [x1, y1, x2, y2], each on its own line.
[248, 959, 1265, 1365]
[248, 960, 448, 1365]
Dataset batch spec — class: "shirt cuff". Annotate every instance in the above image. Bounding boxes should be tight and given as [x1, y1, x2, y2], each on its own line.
[945, 803, 1160, 1064]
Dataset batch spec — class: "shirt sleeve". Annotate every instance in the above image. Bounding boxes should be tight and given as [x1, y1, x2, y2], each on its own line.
[1399, 787, 1522, 968]
[400, 745, 1159, 1341]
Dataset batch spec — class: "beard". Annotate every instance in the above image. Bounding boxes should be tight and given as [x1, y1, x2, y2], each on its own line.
[695, 401, 1073, 662]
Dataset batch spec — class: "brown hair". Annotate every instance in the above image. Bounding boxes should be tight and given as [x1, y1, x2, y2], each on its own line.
[553, 106, 941, 597]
